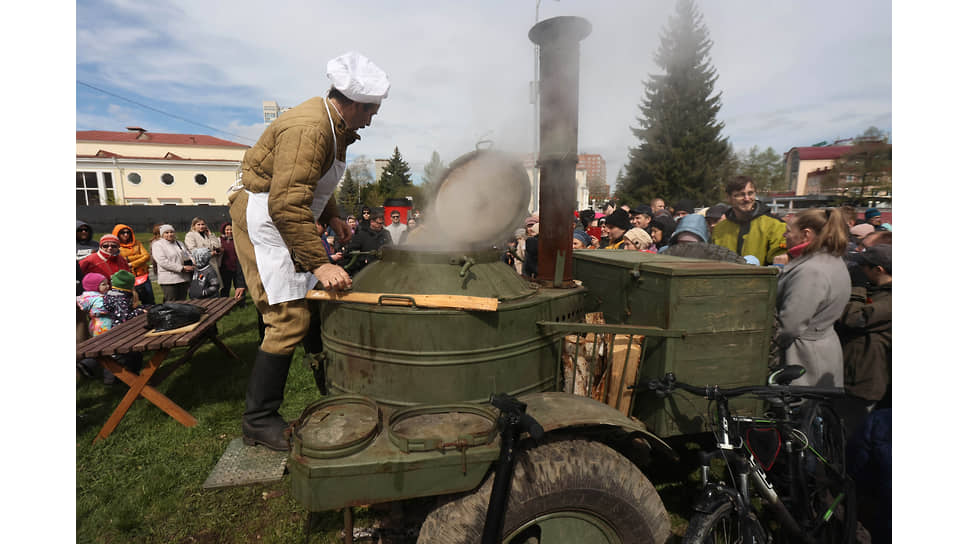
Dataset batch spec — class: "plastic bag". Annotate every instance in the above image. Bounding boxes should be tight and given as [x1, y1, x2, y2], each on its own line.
[145, 303, 204, 332]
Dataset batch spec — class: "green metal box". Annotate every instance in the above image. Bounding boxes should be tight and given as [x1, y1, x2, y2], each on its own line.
[572, 250, 778, 437]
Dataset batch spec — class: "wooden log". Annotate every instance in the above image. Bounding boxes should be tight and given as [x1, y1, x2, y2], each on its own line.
[607, 334, 644, 416]
[306, 290, 498, 312]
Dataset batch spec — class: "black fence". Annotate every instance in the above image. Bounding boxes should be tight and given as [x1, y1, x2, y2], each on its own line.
[77, 205, 232, 234]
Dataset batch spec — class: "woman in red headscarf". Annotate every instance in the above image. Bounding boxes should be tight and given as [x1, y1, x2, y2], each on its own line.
[79, 234, 131, 279]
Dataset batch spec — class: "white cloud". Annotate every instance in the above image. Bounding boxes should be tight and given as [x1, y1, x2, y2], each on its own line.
[76, 0, 891, 193]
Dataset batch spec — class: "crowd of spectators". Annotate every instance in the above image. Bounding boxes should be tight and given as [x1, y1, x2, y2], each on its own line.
[76, 218, 249, 383]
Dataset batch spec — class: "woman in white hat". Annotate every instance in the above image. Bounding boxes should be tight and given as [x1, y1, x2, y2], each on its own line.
[150, 224, 194, 302]
[227, 51, 390, 451]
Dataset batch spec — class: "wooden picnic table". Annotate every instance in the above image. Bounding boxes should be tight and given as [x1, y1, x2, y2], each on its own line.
[77, 297, 242, 443]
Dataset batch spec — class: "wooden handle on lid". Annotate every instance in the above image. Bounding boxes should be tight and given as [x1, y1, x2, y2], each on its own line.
[306, 290, 499, 312]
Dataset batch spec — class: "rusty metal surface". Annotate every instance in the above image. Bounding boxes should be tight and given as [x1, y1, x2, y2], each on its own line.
[529, 16, 591, 285]
[202, 437, 288, 489]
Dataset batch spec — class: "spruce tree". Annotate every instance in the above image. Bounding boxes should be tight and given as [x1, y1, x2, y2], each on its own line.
[422, 150, 447, 202]
[618, 0, 729, 206]
[336, 167, 360, 216]
[377, 146, 413, 200]
[347, 156, 377, 213]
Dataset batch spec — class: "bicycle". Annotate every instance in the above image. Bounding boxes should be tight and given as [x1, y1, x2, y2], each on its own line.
[643, 365, 857, 544]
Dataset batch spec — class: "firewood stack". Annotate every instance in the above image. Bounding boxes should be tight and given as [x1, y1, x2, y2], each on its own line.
[561, 312, 644, 416]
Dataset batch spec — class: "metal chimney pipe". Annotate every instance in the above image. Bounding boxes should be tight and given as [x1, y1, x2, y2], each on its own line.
[528, 16, 591, 287]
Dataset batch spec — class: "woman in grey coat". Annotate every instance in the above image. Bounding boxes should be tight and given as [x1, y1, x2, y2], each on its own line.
[775, 208, 851, 387]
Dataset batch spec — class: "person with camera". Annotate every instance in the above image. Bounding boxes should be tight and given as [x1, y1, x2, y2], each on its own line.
[150, 224, 194, 302]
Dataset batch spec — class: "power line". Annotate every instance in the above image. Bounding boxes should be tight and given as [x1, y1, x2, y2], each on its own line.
[77, 80, 258, 144]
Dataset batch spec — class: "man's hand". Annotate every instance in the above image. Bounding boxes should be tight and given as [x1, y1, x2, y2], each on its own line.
[313, 263, 352, 291]
[234, 287, 246, 300]
[771, 254, 789, 266]
[330, 217, 353, 244]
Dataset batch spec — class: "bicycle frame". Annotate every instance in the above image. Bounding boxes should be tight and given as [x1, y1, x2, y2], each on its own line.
[696, 391, 803, 541]
[690, 385, 851, 544]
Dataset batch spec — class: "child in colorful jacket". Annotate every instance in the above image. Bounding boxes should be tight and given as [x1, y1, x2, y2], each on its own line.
[77, 272, 112, 336]
[102, 270, 147, 323]
[76, 272, 112, 379]
[188, 248, 221, 299]
[100, 270, 147, 381]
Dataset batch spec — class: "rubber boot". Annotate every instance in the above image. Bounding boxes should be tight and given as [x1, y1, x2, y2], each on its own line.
[241, 349, 293, 451]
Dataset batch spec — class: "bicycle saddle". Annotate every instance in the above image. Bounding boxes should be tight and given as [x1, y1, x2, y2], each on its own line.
[768, 365, 806, 386]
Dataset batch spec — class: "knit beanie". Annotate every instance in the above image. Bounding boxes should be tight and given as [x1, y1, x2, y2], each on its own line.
[82, 272, 108, 292]
[623, 227, 654, 248]
[111, 270, 136, 291]
[864, 208, 881, 220]
[573, 230, 592, 247]
[191, 247, 211, 266]
[604, 209, 631, 231]
[99, 234, 120, 246]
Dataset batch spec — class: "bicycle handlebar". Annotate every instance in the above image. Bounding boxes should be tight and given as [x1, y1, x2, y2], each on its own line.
[641, 372, 846, 401]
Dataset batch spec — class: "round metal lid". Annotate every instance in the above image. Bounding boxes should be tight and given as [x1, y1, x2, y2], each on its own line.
[388, 404, 499, 453]
[427, 147, 531, 249]
[293, 395, 381, 459]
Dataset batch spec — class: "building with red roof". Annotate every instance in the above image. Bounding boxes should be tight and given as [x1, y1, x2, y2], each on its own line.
[782, 145, 856, 195]
[782, 141, 890, 198]
[76, 128, 249, 206]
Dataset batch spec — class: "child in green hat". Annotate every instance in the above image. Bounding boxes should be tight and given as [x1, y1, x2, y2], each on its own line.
[101, 270, 148, 380]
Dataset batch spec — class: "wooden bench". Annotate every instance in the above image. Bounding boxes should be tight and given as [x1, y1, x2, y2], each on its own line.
[77, 297, 242, 443]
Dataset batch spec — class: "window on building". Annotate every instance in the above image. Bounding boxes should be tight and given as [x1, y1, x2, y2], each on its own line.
[104, 172, 114, 204]
[127, 172, 142, 184]
[194, 173, 208, 185]
[161, 173, 175, 185]
[76, 171, 116, 205]
[77, 172, 98, 206]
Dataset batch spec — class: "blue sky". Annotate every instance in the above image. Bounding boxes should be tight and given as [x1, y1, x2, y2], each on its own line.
[75, 0, 892, 185]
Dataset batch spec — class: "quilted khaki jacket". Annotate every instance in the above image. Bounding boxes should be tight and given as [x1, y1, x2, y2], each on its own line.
[236, 97, 359, 272]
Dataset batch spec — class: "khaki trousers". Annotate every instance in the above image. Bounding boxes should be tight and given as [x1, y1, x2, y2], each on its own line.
[230, 190, 313, 356]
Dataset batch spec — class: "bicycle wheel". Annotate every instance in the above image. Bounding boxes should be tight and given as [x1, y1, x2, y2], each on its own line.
[799, 403, 857, 544]
[682, 500, 770, 544]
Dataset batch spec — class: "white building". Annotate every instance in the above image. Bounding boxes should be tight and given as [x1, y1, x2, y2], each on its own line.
[76, 128, 248, 206]
[263, 100, 291, 126]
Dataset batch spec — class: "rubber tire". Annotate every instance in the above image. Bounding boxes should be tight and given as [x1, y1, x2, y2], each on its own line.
[682, 500, 770, 543]
[663, 242, 747, 264]
[416, 438, 670, 544]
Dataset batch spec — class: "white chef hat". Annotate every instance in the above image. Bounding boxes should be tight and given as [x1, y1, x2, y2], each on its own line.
[326, 51, 390, 105]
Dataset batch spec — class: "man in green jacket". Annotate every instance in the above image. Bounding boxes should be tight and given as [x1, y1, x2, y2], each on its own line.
[228, 51, 389, 450]
[711, 176, 787, 265]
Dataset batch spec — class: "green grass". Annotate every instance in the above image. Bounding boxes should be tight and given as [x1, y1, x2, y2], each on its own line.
[76, 285, 369, 543]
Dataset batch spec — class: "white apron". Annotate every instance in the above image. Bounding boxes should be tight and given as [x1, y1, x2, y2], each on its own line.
[239, 103, 345, 305]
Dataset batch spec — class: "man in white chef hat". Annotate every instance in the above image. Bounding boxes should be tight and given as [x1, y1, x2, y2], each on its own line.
[228, 51, 389, 451]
